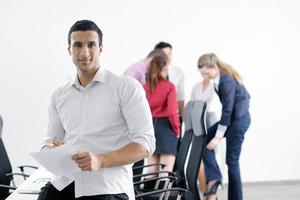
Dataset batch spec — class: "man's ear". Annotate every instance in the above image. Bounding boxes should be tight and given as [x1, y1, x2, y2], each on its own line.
[99, 45, 103, 55]
[68, 46, 71, 55]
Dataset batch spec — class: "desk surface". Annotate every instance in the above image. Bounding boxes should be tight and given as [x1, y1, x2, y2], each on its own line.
[6, 168, 53, 200]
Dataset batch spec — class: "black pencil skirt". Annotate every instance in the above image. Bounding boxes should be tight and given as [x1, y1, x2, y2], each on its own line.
[153, 117, 178, 155]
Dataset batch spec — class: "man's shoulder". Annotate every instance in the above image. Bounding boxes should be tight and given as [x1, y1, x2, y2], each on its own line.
[105, 69, 142, 90]
[170, 65, 184, 80]
[52, 81, 73, 97]
[123, 60, 145, 74]
[171, 65, 184, 73]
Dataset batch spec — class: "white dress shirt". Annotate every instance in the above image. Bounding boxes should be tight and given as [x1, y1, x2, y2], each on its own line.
[190, 81, 221, 127]
[169, 65, 185, 101]
[42, 68, 155, 199]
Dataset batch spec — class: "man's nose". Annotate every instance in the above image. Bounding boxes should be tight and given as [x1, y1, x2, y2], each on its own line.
[80, 46, 90, 57]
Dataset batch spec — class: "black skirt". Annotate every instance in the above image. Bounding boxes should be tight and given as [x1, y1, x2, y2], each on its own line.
[153, 117, 178, 155]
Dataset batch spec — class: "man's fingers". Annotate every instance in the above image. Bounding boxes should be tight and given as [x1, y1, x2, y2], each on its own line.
[52, 140, 64, 147]
[72, 152, 90, 161]
[76, 156, 91, 164]
[81, 166, 92, 171]
[78, 162, 90, 168]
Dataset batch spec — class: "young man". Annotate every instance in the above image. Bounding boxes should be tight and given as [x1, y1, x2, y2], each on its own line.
[38, 20, 155, 200]
[154, 42, 185, 118]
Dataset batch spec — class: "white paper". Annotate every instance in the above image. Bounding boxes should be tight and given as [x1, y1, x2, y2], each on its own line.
[31, 144, 81, 177]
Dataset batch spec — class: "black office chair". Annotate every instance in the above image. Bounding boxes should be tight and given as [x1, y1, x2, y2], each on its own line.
[0, 115, 37, 200]
[135, 100, 207, 200]
[133, 102, 195, 193]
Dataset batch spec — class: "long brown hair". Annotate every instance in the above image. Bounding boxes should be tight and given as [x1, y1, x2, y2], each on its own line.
[198, 53, 243, 84]
[146, 53, 168, 92]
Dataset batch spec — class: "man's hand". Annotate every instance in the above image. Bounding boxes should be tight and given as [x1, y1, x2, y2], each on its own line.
[206, 137, 222, 150]
[72, 152, 103, 171]
[51, 140, 64, 147]
[42, 139, 64, 150]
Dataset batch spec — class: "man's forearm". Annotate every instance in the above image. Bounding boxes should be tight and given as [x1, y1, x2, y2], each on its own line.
[99, 142, 149, 168]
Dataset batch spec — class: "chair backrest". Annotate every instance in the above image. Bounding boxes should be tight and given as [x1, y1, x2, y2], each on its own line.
[185, 100, 207, 200]
[0, 115, 13, 200]
[173, 101, 195, 186]
[0, 115, 3, 138]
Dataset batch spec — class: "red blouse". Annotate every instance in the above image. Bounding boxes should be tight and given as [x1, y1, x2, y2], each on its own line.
[144, 80, 180, 136]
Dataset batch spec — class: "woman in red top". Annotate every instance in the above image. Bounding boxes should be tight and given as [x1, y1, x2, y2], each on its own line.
[144, 53, 180, 177]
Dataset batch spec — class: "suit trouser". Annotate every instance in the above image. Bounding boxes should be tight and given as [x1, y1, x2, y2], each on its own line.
[203, 112, 251, 200]
[37, 182, 129, 200]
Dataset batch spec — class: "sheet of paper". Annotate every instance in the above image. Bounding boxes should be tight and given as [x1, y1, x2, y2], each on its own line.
[30, 144, 81, 177]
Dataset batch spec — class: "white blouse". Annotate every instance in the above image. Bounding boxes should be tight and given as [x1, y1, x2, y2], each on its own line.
[190, 81, 221, 127]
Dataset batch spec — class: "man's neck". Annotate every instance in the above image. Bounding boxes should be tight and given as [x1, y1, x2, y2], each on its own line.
[77, 67, 99, 87]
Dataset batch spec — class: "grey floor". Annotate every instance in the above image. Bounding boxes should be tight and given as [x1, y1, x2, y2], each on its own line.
[209, 181, 300, 200]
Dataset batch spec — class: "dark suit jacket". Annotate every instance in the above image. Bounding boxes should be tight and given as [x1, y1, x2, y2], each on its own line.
[217, 73, 250, 126]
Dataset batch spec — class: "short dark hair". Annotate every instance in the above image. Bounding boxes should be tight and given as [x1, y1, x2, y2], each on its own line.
[154, 41, 172, 50]
[68, 20, 103, 46]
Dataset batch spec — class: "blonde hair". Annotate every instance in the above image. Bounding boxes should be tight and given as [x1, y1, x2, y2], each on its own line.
[198, 53, 243, 85]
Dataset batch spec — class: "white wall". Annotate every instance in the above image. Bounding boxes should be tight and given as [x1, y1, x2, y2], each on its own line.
[1, 0, 300, 183]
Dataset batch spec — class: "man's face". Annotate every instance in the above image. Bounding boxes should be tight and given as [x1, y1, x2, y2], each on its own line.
[162, 47, 172, 65]
[68, 31, 102, 73]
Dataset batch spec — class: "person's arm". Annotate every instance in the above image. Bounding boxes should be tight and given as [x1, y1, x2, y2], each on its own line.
[41, 90, 65, 150]
[73, 78, 155, 171]
[72, 142, 148, 171]
[167, 84, 180, 136]
[123, 67, 142, 84]
[178, 101, 185, 118]
[207, 76, 236, 150]
[176, 69, 185, 117]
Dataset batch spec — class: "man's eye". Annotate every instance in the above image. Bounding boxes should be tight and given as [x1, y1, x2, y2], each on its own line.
[73, 43, 81, 47]
[88, 43, 96, 48]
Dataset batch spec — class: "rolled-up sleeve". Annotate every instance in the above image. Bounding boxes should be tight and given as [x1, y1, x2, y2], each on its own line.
[120, 78, 156, 155]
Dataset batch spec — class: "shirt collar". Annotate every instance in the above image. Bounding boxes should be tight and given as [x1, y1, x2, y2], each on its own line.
[71, 67, 105, 89]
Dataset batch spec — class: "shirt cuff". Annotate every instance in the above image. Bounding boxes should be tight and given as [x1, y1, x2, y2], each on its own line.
[133, 135, 156, 156]
[215, 124, 227, 138]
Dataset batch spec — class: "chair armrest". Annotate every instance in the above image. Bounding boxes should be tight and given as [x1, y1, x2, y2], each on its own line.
[6, 172, 30, 181]
[18, 165, 38, 173]
[135, 187, 194, 199]
[134, 176, 178, 186]
[133, 163, 166, 171]
[0, 184, 17, 190]
[133, 170, 176, 179]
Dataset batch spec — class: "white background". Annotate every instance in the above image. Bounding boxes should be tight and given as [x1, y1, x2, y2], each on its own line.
[0, 0, 300, 183]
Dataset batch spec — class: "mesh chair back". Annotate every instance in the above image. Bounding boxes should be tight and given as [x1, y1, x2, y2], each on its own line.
[174, 102, 195, 187]
[185, 100, 207, 200]
[0, 115, 3, 138]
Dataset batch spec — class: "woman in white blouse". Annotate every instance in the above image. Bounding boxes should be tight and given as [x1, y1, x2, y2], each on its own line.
[191, 71, 221, 200]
